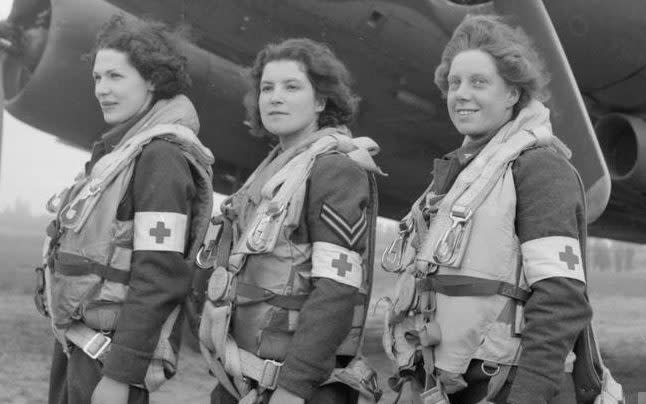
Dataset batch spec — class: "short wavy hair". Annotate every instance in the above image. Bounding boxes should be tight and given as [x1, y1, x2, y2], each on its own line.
[244, 38, 359, 138]
[434, 15, 550, 115]
[89, 15, 191, 101]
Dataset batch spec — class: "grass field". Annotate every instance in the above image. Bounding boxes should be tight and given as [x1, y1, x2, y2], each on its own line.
[1, 229, 644, 403]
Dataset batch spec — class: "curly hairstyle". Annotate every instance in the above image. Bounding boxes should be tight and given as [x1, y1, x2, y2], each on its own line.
[88, 15, 191, 101]
[244, 38, 359, 138]
[434, 15, 550, 115]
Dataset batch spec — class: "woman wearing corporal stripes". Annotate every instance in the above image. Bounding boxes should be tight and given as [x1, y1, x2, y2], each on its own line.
[380, 15, 617, 404]
[198, 38, 384, 404]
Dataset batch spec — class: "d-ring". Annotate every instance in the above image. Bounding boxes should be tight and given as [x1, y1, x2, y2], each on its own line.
[481, 362, 500, 377]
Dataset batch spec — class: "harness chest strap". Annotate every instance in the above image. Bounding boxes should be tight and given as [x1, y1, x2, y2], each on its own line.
[416, 275, 531, 303]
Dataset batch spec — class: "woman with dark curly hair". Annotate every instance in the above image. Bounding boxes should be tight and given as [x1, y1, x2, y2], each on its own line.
[40, 15, 214, 404]
[381, 15, 599, 404]
[199, 38, 383, 404]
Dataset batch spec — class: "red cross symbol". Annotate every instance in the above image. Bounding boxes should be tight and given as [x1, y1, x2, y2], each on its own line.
[150, 221, 171, 244]
[332, 253, 352, 277]
[559, 245, 579, 270]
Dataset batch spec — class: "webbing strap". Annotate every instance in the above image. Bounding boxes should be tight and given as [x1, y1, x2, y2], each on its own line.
[236, 282, 367, 309]
[65, 322, 112, 360]
[54, 252, 130, 284]
[417, 275, 531, 303]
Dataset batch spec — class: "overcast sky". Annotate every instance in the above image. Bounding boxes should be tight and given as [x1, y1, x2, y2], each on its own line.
[0, 112, 89, 214]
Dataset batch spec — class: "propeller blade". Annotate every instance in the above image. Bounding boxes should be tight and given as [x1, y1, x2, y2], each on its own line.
[494, 0, 611, 222]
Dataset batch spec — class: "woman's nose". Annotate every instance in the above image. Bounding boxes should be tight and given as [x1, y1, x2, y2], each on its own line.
[95, 79, 109, 97]
[268, 87, 284, 104]
[454, 82, 470, 100]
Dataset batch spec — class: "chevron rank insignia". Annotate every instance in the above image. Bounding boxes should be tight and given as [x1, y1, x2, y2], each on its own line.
[320, 203, 367, 248]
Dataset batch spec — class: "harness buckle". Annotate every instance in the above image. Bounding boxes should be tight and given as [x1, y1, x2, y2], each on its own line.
[258, 359, 283, 390]
[433, 206, 472, 265]
[83, 332, 111, 360]
[481, 361, 500, 377]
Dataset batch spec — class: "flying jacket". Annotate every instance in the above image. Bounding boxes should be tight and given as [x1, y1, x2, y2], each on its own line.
[199, 128, 383, 400]
[44, 96, 214, 391]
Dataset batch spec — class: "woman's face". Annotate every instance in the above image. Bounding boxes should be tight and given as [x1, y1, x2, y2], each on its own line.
[446, 49, 519, 140]
[93, 48, 154, 125]
[258, 59, 324, 147]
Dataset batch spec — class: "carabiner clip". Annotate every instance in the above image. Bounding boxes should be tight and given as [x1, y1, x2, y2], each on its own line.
[246, 204, 286, 253]
[433, 206, 472, 265]
[381, 220, 412, 273]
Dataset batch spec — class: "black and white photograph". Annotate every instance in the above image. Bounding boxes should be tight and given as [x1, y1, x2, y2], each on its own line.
[0, 1, 644, 403]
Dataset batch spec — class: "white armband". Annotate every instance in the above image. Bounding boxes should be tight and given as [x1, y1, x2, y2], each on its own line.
[134, 211, 187, 252]
[521, 236, 586, 286]
[311, 241, 363, 289]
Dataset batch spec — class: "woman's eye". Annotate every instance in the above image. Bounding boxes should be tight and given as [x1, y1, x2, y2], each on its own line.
[286, 84, 299, 91]
[472, 78, 487, 87]
[448, 79, 460, 90]
[260, 85, 272, 93]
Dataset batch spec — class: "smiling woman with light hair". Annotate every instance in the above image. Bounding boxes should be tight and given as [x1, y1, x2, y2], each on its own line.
[381, 14, 606, 404]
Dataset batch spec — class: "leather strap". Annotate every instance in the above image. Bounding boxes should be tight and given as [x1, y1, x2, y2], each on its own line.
[417, 274, 531, 303]
[236, 282, 367, 309]
[54, 252, 130, 284]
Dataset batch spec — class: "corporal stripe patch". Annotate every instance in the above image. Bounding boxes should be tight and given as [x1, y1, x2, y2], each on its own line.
[312, 241, 363, 289]
[320, 203, 367, 247]
[521, 236, 586, 286]
[134, 212, 187, 252]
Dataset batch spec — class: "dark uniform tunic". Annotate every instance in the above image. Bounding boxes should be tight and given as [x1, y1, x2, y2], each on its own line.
[211, 152, 374, 404]
[430, 136, 592, 404]
[49, 129, 197, 403]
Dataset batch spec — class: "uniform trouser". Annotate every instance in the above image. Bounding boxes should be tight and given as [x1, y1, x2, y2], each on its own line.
[210, 382, 359, 404]
[446, 360, 576, 404]
[48, 340, 149, 404]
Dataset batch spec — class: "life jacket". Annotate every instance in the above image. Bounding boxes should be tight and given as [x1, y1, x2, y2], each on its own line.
[381, 101, 624, 403]
[42, 123, 214, 391]
[197, 129, 384, 402]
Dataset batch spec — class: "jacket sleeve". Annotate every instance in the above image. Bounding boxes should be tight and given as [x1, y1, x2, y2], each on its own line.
[277, 153, 372, 399]
[506, 147, 593, 404]
[101, 139, 196, 385]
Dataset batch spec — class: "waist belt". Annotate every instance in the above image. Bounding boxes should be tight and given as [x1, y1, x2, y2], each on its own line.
[65, 322, 112, 361]
[417, 274, 531, 303]
[54, 252, 130, 284]
[236, 282, 367, 309]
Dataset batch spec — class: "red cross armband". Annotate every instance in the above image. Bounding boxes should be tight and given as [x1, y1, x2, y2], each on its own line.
[311, 241, 363, 289]
[134, 211, 188, 253]
[520, 236, 586, 286]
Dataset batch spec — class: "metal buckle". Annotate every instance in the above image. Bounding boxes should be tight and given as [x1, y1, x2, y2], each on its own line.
[83, 333, 111, 360]
[195, 239, 217, 269]
[432, 206, 472, 265]
[481, 362, 500, 377]
[259, 359, 283, 390]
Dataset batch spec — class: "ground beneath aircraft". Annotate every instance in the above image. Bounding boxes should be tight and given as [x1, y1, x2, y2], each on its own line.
[1, 232, 644, 403]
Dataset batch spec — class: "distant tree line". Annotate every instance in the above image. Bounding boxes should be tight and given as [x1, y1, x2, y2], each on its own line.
[588, 238, 643, 272]
[0, 198, 51, 236]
